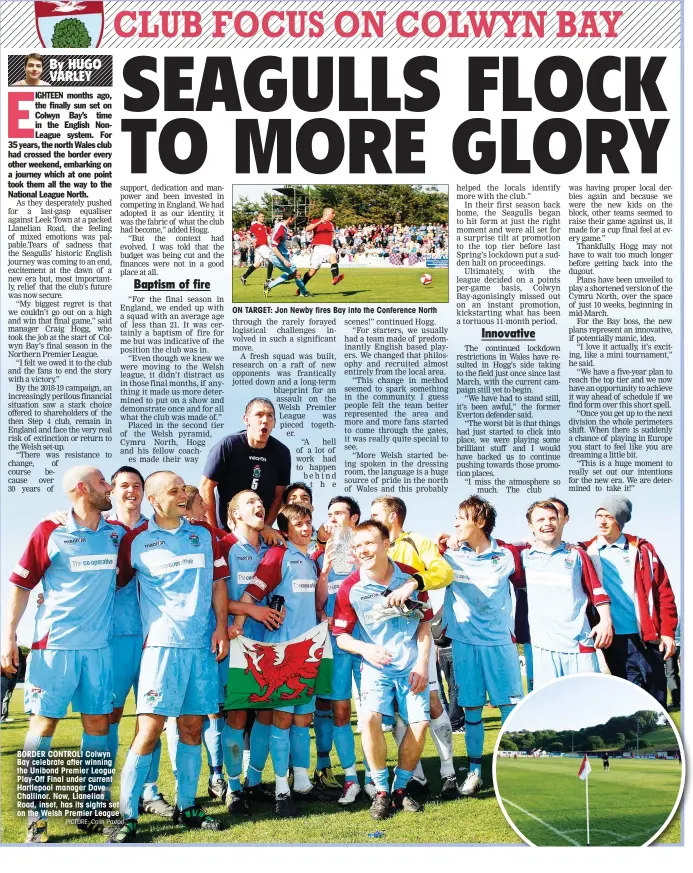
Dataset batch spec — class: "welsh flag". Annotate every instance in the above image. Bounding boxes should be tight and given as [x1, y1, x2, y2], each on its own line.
[224, 622, 333, 710]
[578, 755, 592, 780]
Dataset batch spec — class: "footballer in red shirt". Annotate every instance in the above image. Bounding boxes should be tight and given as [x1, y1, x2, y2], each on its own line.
[240, 211, 275, 289]
[302, 207, 344, 290]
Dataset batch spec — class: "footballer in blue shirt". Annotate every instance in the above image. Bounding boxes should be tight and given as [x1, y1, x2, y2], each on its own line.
[332, 520, 434, 822]
[235, 502, 333, 817]
[314, 496, 364, 803]
[108, 471, 229, 843]
[391, 496, 525, 800]
[219, 490, 283, 816]
[2, 466, 119, 843]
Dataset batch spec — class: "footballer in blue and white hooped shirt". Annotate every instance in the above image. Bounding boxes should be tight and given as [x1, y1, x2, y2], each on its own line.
[240, 502, 327, 811]
[110, 471, 229, 842]
[314, 496, 363, 803]
[521, 501, 613, 689]
[2, 466, 119, 843]
[438, 496, 525, 798]
[332, 519, 433, 814]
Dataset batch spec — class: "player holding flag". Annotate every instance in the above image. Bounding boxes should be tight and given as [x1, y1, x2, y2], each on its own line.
[219, 490, 282, 816]
[232, 503, 332, 817]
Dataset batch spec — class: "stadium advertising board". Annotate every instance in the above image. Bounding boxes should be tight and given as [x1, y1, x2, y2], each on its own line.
[0, 0, 686, 860]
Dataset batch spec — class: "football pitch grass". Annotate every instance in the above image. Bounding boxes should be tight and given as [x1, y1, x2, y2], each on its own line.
[1, 694, 512, 845]
[1, 697, 681, 846]
[495, 753, 683, 847]
[231, 266, 449, 305]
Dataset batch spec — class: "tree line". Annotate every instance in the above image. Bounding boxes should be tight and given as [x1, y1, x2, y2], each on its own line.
[232, 184, 449, 230]
[500, 709, 669, 753]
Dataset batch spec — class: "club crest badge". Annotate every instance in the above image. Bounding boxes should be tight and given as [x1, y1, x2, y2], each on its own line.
[35, 2, 105, 48]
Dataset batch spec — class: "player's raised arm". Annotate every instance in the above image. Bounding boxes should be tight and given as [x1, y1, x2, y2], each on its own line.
[199, 475, 220, 528]
[265, 484, 286, 530]
[408, 533, 454, 591]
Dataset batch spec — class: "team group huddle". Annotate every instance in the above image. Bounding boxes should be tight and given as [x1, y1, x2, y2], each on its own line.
[1, 402, 678, 844]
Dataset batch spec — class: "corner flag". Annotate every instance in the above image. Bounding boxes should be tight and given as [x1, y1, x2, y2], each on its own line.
[577, 755, 591, 844]
[578, 755, 592, 780]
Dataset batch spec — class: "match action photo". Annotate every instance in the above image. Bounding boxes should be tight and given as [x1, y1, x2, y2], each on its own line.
[493, 674, 684, 847]
[231, 184, 449, 303]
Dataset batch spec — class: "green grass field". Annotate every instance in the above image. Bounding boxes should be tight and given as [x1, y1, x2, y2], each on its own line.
[1, 693, 512, 845]
[231, 266, 449, 305]
[496, 754, 683, 847]
[637, 726, 679, 750]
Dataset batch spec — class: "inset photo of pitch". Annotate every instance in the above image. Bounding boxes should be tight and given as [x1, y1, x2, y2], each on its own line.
[232, 184, 449, 303]
[493, 674, 684, 847]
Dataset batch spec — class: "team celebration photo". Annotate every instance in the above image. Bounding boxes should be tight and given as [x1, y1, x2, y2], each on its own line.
[0, 398, 682, 845]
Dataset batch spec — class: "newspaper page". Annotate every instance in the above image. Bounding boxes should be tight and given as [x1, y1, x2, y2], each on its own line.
[0, 0, 685, 858]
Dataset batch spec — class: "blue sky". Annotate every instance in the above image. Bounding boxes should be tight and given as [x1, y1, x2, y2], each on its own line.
[503, 675, 667, 732]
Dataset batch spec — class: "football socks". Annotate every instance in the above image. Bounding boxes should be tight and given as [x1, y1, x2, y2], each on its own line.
[464, 708, 484, 775]
[430, 711, 456, 778]
[176, 742, 203, 812]
[222, 724, 245, 793]
[119, 749, 153, 820]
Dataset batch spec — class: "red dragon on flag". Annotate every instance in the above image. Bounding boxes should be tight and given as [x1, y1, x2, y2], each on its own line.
[245, 638, 323, 703]
[224, 623, 334, 711]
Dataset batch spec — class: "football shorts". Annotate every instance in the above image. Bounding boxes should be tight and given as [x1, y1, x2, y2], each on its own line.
[360, 663, 430, 724]
[111, 634, 143, 708]
[452, 641, 523, 708]
[309, 244, 335, 269]
[532, 646, 599, 690]
[137, 646, 219, 716]
[24, 647, 114, 718]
